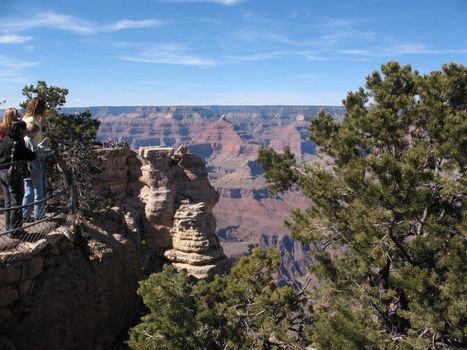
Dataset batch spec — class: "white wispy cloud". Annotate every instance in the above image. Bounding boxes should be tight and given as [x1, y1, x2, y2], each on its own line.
[159, 0, 243, 6]
[0, 34, 32, 44]
[236, 29, 303, 46]
[315, 17, 375, 44]
[338, 44, 467, 57]
[0, 54, 39, 84]
[289, 9, 311, 19]
[223, 51, 288, 63]
[109, 19, 164, 31]
[120, 44, 217, 66]
[226, 50, 328, 62]
[302, 51, 328, 61]
[0, 12, 164, 35]
[118, 40, 250, 65]
[236, 16, 372, 47]
[0, 54, 39, 70]
[0, 72, 27, 84]
[241, 11, 276, 24]
[232, 15, 467, 63]
[235, 15, 375, 49]
[120, 43, 329, 66]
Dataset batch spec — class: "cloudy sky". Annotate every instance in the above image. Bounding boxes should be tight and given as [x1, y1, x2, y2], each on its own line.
[0, 0, 465, 107]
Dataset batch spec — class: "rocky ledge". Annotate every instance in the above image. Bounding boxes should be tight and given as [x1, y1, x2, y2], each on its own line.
[93, 145, 229, 279]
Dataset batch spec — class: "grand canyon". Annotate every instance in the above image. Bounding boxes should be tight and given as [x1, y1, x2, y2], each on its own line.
[63, 106, 344, 287]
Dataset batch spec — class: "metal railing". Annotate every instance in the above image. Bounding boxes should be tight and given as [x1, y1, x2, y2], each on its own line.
[0, 155, 76, 264]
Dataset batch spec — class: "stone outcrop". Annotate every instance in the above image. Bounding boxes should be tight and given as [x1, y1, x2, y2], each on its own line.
[136, 146, 228, 279]
[165, 202, 228, 278]
[92, 146, 228, 278]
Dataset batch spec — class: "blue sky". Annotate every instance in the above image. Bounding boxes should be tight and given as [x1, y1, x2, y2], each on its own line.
[0, 0, 465, 107]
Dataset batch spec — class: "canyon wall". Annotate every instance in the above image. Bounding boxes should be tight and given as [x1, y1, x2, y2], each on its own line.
[0, 147, 228, 350]
[84, 106, 344, 287]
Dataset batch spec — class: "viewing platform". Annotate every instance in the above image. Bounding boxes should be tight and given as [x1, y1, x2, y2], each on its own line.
[0, 155, 76, 265]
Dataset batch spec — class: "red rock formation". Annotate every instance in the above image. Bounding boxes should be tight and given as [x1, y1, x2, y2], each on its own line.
[193, 118, 259, 157]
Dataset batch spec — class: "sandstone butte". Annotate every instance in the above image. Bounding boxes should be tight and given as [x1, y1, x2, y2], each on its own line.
[0, 146, 229, 350]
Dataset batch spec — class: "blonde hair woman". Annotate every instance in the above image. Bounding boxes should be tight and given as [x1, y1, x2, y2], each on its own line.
[0, 108, 20, 141]
[23, 97, 47, 144]
[23, 97, 48, 203]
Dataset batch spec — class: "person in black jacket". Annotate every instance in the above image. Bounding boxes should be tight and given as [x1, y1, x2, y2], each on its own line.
[0, 121, 37, 234]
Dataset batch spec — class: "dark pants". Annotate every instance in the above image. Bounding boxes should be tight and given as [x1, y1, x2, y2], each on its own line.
[0, 169, 24, 231]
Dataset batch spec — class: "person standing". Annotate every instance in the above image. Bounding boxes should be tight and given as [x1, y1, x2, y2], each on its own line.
[0, 121, 37, 233]
[22, 97, 47, 196]
[22, 123, 50, 221]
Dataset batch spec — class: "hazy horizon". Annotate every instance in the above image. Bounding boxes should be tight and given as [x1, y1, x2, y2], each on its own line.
[1, 104, 346, 112]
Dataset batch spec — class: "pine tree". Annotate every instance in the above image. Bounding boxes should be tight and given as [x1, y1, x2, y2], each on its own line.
[258, 62, 466, 349]
[20, 80, 69, 111]
[21, 81, 101, 210]
[129, 248, 310, 350]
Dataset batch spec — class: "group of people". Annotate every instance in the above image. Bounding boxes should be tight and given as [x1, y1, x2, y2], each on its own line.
[0, 97, 53, 236]
[102, 138, 130, 149]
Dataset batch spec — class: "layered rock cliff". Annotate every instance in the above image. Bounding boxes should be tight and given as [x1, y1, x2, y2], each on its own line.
[0, 147, 228, 350]
[64, 105, 345, 287]
[92, 146, 228, 279]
